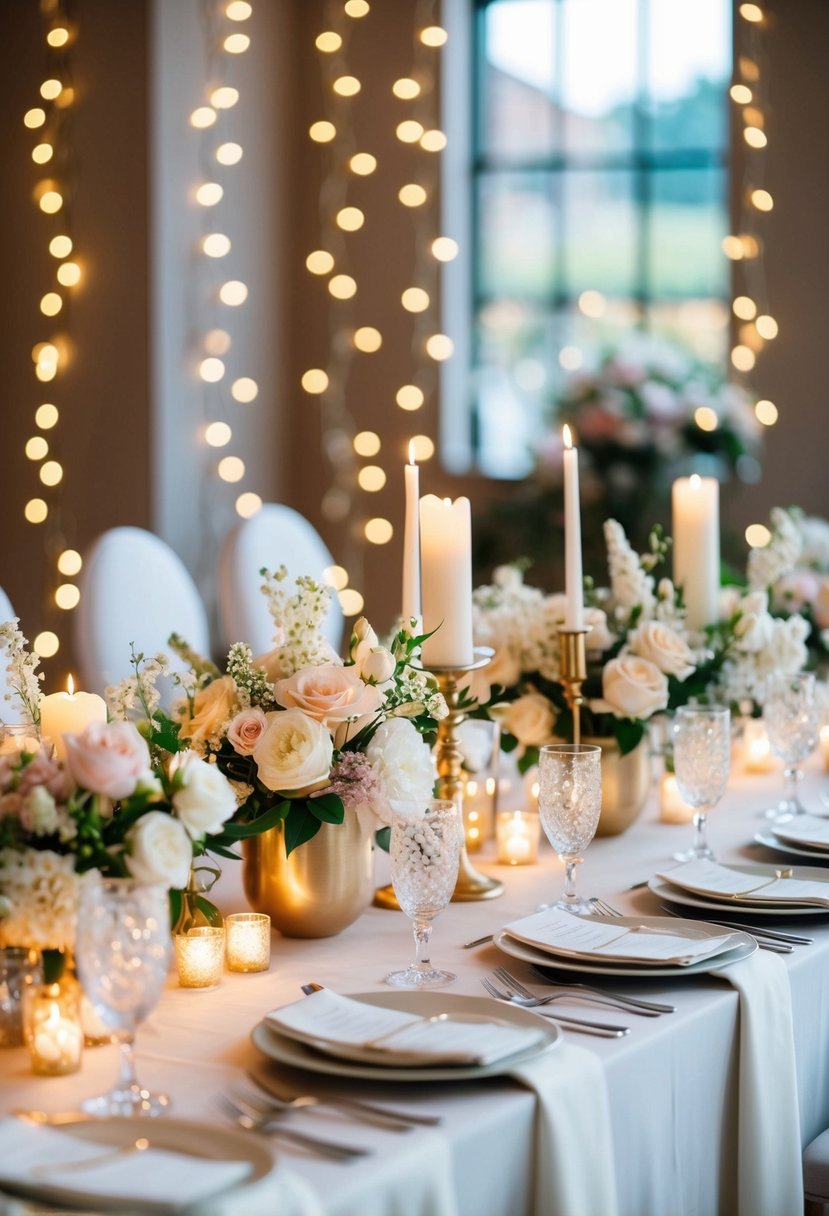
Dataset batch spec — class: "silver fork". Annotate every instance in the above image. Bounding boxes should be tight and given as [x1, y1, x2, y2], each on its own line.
[245, 1072, 442, 1129]
[481, 975, 630, 1037]
[492, 965, 668, 1017]
[219, 1093, 370, 1161]
[595, 897, 793, 954]
[526, 968, 676, 1014]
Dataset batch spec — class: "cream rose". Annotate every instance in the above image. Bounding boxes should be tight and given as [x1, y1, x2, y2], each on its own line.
[365, 718, 435, 819]
[227, 707, 269, 756]
[358, 647, 396, 685]
[628, 621, 695, 681]
[171, 751, 237, 838]
[64, 721, 152, 800]
[275, 665, 383, 731]
[126, 811, 192, 888]
[503, 692, 556, 747]
[253, 709, 334, 793]
[179, 676, 239, 748]
[602, 656, 669, 720]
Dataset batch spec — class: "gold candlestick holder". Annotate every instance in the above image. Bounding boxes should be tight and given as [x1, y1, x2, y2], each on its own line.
[374, 646, 504, 908]
[557, 628, 591, 745]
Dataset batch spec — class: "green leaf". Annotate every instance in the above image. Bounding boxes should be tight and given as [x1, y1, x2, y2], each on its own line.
[194, 895, 223, 926]
[309, 793, 345, 825]
[517, 746, 539, 775]
[500, 732, 519, 754]
[614, 718, 646, 756]
[205, 843, 242, 861]
[168, 888, 182, 931]
[375, 826, 390, 853]
[212, 801, 290, 841]
[284, 806, 322, 854]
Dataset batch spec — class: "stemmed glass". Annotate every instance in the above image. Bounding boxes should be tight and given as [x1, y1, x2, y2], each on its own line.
[763, 672, 819, 819]
[672, 706, 731, 861]
[537, 744, 602, 915]
[386, 799, 461, 989]
[75, 876, 172, 1116]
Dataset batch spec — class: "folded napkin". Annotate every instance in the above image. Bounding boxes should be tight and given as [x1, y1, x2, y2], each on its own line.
[0, 1117, 251, 1209]
[773, 814, 829, 849]
[510, 1043, 619, 1216]
[712, 951, 803, 1216]
[658, 858, 829, 907]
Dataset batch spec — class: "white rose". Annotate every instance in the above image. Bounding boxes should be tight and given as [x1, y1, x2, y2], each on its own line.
[628, 621, 695, 681]
[359, 647, 396, 685]
[584, 607, 616, 653]
[366, 718, 435, 819]
[602, 656, 669, 720]
[171, 751, 237, 839]
[126, 811, 192, 888]
[253, 708, 334, 793]
[504, 692, 556, 747]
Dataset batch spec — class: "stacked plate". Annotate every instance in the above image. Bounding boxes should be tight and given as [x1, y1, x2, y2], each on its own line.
[252, 990, 561, 1083]
[755, 813, 829, 863]
[651, 857, 829, 918]
[494, 905, 756, 978]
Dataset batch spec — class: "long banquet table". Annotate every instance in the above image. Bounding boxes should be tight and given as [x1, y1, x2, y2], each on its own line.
[4, 757, 829, 1216]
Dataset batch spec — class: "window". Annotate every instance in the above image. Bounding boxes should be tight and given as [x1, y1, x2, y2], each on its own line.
[450, 0, 732, 477]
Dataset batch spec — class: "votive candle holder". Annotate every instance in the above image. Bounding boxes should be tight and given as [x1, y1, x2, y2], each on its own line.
[175, 926, 225, 989]
[496, 809, 541, 865]
[659, 773, 694, 824]
[225, 913, 271, 973]
[26, 979, 83, 1076]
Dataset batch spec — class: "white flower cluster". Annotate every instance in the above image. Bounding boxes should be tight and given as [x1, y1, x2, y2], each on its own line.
[259, 567, 339, 676]
[0, 847, 77, 951]
[472, 566, 562, 696]
[748, 507, 803, 592]
[107, 653, 170, 723]
[0, 620, 44, 725]
[603, 520, 656, 624]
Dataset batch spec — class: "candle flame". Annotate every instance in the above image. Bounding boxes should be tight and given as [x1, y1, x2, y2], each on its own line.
[408, 439, 416, 465]
[66, 674, 74, 696]
[562, 424, 574, 450]
[690, 473, 702, 489]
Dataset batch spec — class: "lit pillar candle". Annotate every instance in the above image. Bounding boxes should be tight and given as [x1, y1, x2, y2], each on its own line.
[562, 426, 584, 629]
[659, 772, 694, 824]
[496, 810, 541, 865]
[402, 441, 422, 631]
[743, 719, 775, 773]
[420, 494, 474, 668]
[671, 475, 720, 631]
[225, 913, 271, 973]
[40, 676, 107, 761]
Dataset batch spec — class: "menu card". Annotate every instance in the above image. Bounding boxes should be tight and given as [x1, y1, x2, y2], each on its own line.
[504, 907, 736, 966]
[772, 814, 829, 851]
[657, 859, 829, 906]
[266, 988, 545, 1066]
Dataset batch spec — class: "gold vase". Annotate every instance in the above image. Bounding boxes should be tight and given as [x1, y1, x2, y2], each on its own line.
[242, 815, 373, 938]
[585, 736, 652, 837]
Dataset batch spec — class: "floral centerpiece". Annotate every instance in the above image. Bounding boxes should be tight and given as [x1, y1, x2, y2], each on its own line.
[756, 506, 829, 672]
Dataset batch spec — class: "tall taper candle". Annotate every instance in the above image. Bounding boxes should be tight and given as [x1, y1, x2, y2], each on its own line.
[672, 474, 720, 630]
[420, 494, 474, 668]
[402, 441, 422, 631]
[562, 425, 584, 629]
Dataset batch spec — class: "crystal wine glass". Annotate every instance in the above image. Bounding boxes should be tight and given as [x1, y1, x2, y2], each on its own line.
[763, 672, 819, 819]
[75, 876, 171, 1116]
[537, 743, 602, 915]
[386, 799, 461, 989]
[672, 706, 731, 861]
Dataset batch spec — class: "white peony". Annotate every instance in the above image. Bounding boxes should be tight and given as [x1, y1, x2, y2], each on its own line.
[253, 708, 334, 793]
[171, 751, 237, 839]
[602, 656, 669, 720]
[628, 621, 695, 680]
[126, 811, 192, 888]
[366, 718, 435, 819]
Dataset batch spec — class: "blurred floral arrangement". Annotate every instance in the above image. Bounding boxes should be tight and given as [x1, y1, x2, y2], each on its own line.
[475, 335, 761, 576]
[469, 514, 810, 771]
[756, 506, 829, 671]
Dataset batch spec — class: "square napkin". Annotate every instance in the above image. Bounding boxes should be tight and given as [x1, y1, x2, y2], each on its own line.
[658, 858, 829, 906]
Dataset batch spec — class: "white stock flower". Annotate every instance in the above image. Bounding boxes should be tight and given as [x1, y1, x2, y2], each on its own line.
[366, 718, 435, 819]
[171, 751, 237, 838]
[126, 811, 192, 889]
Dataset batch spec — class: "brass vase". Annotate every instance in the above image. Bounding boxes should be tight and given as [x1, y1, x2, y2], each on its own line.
[585, 736, 652, 837]
[242, 815, 373, 938]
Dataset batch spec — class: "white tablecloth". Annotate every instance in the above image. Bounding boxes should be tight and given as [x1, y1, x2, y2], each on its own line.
[3, 758, 828, 1216]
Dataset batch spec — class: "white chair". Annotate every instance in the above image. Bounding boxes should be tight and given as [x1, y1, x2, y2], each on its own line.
[74, 527, 210, 705]
[218, 505, 343, 655]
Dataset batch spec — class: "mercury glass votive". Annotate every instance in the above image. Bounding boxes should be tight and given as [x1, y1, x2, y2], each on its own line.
[742, 718, 775, 773]
[225, 913, 271, 973]
[496, 810, 541, 865]
[659, 773, 694, 824]
[26, 979, 83, 1076]
[175, 926, 225, 989]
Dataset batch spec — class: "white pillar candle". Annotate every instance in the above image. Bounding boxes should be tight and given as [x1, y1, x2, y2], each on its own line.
[496, 810, 541, 865]
[40, 676, 107, 761]
[420, 494, 474, 668]
[671, 475, 720, 631]
[742, 719, 775, 773]
[402, 442, 422, 631]
[562, 426, 584, 629]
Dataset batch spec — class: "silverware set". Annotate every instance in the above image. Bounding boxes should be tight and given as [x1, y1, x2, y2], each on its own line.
[481, 973, 631, 1037]
[591, 895, 812, 954]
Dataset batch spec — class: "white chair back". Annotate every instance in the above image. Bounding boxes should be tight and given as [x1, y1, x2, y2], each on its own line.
[0, 586, 19, 723]
[218, 505, 343, 655]
[75, 527, 210, 705]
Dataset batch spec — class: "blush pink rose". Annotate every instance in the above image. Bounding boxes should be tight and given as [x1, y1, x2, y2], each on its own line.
[274, 665, 383, 731]
[64, 721, 152, 799]
[17, 752, 71, 801]
[226, 707, 269, 756]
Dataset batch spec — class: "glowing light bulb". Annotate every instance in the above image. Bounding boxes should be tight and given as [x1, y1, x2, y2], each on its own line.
[410, 435, 435, 461]
[40, 79, 63, 100]
[755, 399, 778, 426]
[336, 207, 364, 232]
[54, 86, 74, 109]
[236, 491, 262, 518]
[57, 549, 82, 576]
[333, 76, 361, 97]
[756, 315, 778, 339]
[199, 357, 225, 382]
[730, 84, 752, 104]
[559, 346, 583, 371]
[353, 327, 382, 352]
[578, 289, 606, 317]
[218, 456, 245, 482]
[358, 466, 386, 492]
[401, 287, 429, 312]
[24, 108, 46, 128]
[746, 523, 771, 548]
[210, 86, 239, 109]
[744, 127, 767, 148]
[309, 120, 336, 143]
[420, 129, 447, 152]
[739, 3, 764, 22]
[25, 436, 49, 460]
[223, 33, 250, 53]
[425, 334, 454, 361]
[39, 460, 63, 486]
[694, 407, 719, 432]
[733, 295, 757, 320]
[226, 0, 252, 18]
[306, 249, 335, 274]
[205, 421, 232, 446]
[354, 430, 381, 456]
[231, 377, 258, 402]
[396, 385, 424, 411]
[392, 78, 420, 99]
[219, 280, 248, 305]
[751, 189, 773, 211]
[56, 261, 80, 287]
[350, 153, 376, 175]
[301, 369, 329, 394]
[40, 292, 62, 317]
[47, 27, 70, 47]
[55, 584, 80, 610]
[203, 232, 231, 258]
[339, 588, 365, 615]
[365, 518, 393, 544]
[25, 498, 48, 524]
[32, 143, 53, 164]
[204, 328, 231, 355]
[195, 182, 223, 208]
[324, 566, 349, 591]
[39, 190, 63, 214]
[344, 0, 370, 16]
[731, 345, 756, 371]
[431, 236, 459, 262]
[396, 120, 424, 143]
[721, 235, 744, 260]
[399, 184, 427, 207]
[33, 631, 59, 658]
[216, 142, 243, 165]
[420, 25, 448, 46]
[328, 274, 357, 299]
[49, 234, 73, 258]
[190, 106, 217, 129]
[316, 31, 342, 52]
[36, 403, 59, 429]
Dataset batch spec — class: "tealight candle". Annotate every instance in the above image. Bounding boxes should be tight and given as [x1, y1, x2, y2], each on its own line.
[40, 675, 107, 761]
[175, 926, 225, 988]
[821, 725, 829, 772]
[659, 773, 694, 824]
[742, 719, 775, 773]
[225, 913, 271, 973]
[463, 776, 497, 851]
[496, 810, 541, 865]
[27, 981, 83, 1076]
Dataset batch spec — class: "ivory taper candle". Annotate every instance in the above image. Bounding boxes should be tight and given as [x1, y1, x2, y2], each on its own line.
[562, 425, 584, 629]
[672, 474, 720, 630]
[420, 494, 474, 668]
[402, 441, 422, 631]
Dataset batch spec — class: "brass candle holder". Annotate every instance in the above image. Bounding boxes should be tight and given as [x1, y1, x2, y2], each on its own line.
[374, 646, 504, 907]
[557, 628, 591, 745]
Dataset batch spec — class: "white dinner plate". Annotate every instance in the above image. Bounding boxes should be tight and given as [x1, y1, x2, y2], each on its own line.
[650, 862, 829, 917]
[0, 1117, 274, 1214]
[252, 991, 561, 1082]
[494, 923, 756, 977]
[754, 831, 829, 862]
[501, 913, 745, 968]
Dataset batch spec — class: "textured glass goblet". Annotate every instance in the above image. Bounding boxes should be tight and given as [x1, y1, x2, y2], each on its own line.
[75, 877, 171, 1116]
[763, 672, 819, 818]
[537, 744, 602, 915]
[386, 800, 461, 989]
[672, 706, 731, 861]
